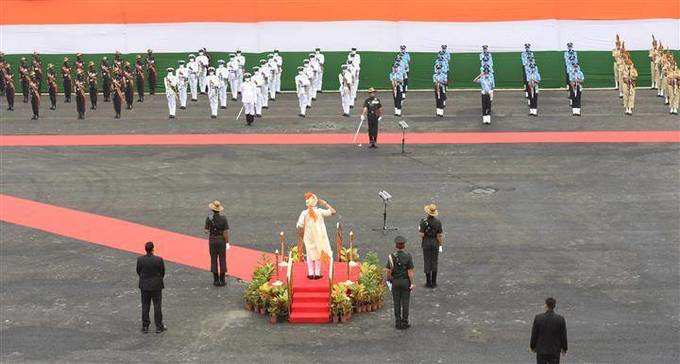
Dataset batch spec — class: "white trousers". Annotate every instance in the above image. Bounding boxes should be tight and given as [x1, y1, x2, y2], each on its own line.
[243, 102, 255, 115]
[261, 86, 269, 107]
[166, 93, 176, 116]
[306, 257, 321, 276]
[298, 93, 308, 115]
[228, 77, 238, 99]
[208, 92, 218, 116]
[269, 82, 276, 99]
[306, 89, 313, 107]
[315, 71, 323, 92]
[178, 81, 188, 107]
[352, 73, 360, 101]
[218, 82, 228, 107]
[341, 89, 351, 114]
[255, 91, 263, 115]
[275, 72, 282, 93]
[311, 77, 318, 99]
[199, 71, 207, 93]
[189, 74, 198, 100]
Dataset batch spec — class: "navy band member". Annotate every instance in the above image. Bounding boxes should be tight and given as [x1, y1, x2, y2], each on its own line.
[204, 201, 230, 286]
[527, 63, 541, 116]
[474, 66, 495, 124]
[361, 87, 383, 148]
[385, 236, 414, 330]
[419, 204, 443, 288]
[568, 63, 584, 116]
[389, 63, 405, 116]
[433, 64, 448, 117]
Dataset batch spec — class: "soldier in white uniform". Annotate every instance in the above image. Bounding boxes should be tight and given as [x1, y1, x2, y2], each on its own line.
[273, 50, 283, 94]
[251, 66, 265, 117]
[258, 60, 270, 109]
[314, 48, 325, 92]
[308, 54, 321, 100]
[267, 54, 278, 100]
[175, 60, 188, 109]
[187, 54, 199, 101]
[206, 67, 220, 118]
[215, 59, 229, 109]
[339, 64, 353, 116]
[345, 60, 356, 108]
[164, 67, 178, 119]
[196, 50, 209, 94]
[295, 66, 310, 117]
[348, 50, 361, 103]
[235, 50, 246, 95]
[240, 73, 256, 125]
[303, 59, 314, 108]
[226, 54, 239, 101]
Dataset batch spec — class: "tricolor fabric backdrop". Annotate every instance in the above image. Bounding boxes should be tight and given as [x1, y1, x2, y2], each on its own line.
[1, 0, 678, 91]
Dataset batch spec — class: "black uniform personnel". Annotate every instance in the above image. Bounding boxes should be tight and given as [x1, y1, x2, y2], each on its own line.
[204, 201, 229, 286]
[361, 87, 383, 148]
[136, 242, 166, 334]
[530, 297, 568, 364]
[420, 209, 443, 288]
[385, 236, 414, 330]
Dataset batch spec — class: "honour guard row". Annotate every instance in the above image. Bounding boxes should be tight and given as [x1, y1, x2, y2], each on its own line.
[295, 48, 326, 117]
[648, 36, 680, 114]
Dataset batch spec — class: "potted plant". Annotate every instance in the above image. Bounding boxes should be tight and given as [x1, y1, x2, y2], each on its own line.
[330, 283, 351, 323]
[339, 247, 360, 262]
[267, 285, 289, 323]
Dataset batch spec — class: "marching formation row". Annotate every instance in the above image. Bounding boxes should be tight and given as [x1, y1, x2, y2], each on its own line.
[1, 38, 678, 122]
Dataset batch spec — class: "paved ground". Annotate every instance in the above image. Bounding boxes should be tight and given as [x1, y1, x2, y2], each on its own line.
[1, 90, 679, 363]
[1, 89, 678, 135]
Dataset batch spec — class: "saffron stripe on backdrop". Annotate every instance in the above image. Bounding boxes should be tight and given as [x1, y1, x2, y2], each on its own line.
[1, 131, 679, 147]
[0, 194, 274, 281]
[1, 0, 678, 25]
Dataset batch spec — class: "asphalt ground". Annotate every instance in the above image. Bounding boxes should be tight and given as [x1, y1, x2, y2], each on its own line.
[1, 89, 678, 135]
[1, 90, 679, 363]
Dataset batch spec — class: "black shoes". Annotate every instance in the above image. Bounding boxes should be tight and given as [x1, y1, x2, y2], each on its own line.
[220, 106, 226, 109]
[396, 319, 411, 330]
[210, 115, 217, 119]
[342, 113, 350, 117]
[156, 325, 167, 334]
[179, 106, 186, 110]
[298, 114, 305, 118]
[142, 326, 149, 334]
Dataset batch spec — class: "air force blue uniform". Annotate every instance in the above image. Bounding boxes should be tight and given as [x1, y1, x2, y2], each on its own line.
[433, 68, 447, 116]
[390, 66, 405, 116]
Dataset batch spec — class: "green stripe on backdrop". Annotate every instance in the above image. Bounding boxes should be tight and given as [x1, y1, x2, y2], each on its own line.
[4, 51, 678, 93]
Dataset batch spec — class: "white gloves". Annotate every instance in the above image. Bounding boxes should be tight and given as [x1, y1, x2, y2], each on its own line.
[439, 245, 443, 253]
[360, 115, 366, 122]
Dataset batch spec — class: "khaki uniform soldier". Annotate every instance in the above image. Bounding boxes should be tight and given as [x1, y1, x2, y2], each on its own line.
[661, 54, 675, 105]
[668, 69, 679, 115]
[615, 43, 627, 98]
[621, 59, 638, 115]
[649, 37, 658, 89]
[654, 45, 665, 97]
[612, 35, 622, 89]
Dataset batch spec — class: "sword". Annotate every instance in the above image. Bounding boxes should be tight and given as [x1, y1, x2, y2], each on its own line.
[235, 105, 244, 121]
[352, 117, 364, 145]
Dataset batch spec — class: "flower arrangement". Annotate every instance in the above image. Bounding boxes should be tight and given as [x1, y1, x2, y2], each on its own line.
[243, 256, 275, 312]
[330, 283, 353, 323]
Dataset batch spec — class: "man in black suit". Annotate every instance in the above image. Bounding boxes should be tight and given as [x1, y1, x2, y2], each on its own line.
[530, 297, 568, 364]
[137, 241, 166, 334]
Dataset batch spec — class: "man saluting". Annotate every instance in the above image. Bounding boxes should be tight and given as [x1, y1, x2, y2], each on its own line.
[296, 193, 336, 279]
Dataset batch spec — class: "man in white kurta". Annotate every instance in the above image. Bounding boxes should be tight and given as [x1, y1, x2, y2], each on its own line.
[296, 193, 336, 279]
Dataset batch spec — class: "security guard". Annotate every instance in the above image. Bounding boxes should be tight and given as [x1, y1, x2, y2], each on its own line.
[47, 64, 58, 110]
[419, 204, 443, 288]
[526, 63, 541, 116]
[385, 236, 414, 330]
[204, 200, 230, 287]
[433, 64, 448, 117]
[360, 87, 383, 148]
[389, 63, 404, 116]
[568, 63, 584, 116]
[473, 66, 494, 124]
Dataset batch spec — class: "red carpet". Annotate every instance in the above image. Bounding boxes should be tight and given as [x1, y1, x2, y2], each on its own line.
[288, 261, 361, 323]
[2, 130, 678, 147]
[0, 194, 273, 281]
